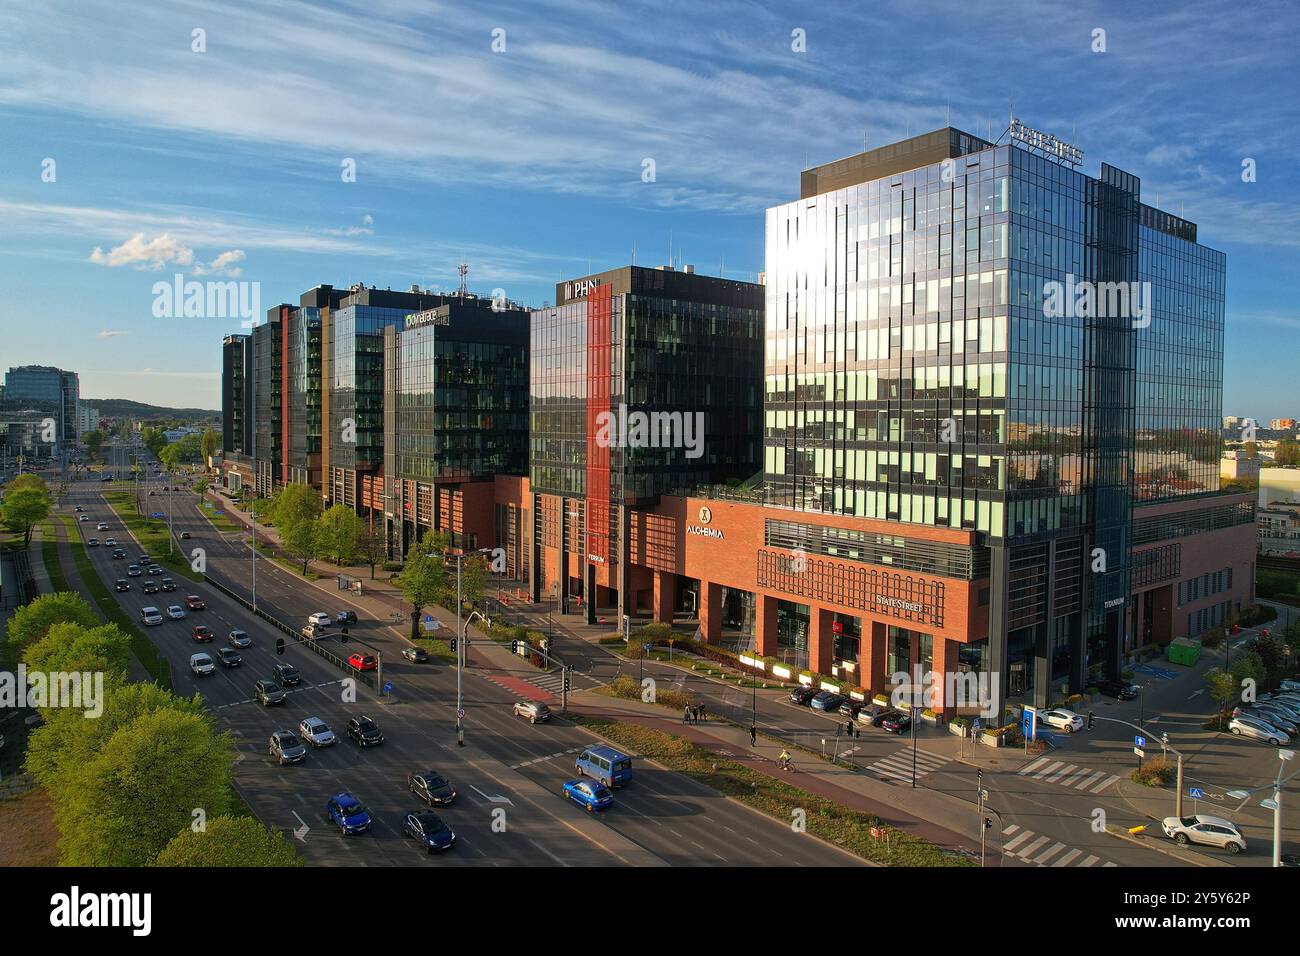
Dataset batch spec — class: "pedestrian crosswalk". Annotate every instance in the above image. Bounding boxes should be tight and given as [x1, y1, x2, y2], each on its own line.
[1017, 755, 1121, 795]
[864, 748, 949, 783]
[1001, 824, 1116, 867]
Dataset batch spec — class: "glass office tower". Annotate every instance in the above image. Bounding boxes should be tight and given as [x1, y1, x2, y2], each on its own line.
[285, 306, 322, 487]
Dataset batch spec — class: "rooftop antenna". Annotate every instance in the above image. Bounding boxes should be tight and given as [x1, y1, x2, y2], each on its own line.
[631, 241, 636, 266]
[864, 129, 869, 151]
[457, 261, 468, 297]
[668, 230, 673, 269]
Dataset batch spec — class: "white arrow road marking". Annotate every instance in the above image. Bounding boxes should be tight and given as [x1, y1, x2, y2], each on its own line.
[291, 811, 310, 842]
[469, 785, 514, 806]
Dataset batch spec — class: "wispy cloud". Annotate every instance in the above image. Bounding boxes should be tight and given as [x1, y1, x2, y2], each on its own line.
[97, 329, 129, 338]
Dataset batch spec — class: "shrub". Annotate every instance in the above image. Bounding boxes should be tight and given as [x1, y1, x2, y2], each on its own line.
[640, 622, 673, 640]
[1132, 758, 1176, 788]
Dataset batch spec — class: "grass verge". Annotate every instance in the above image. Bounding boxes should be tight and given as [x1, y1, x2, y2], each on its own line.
[569, 715, 973, 867]
[40, 522, 71, 592]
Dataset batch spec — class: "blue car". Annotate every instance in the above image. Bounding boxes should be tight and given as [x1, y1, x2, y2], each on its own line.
[810, 691, 847, 711]
[326, 792, 372, 834]
[562, 779, 614, 812]
[403, 811, 456, 852]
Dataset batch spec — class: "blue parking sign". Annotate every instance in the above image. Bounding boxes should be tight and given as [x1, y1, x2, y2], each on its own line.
[1189, 787, 1204, 799]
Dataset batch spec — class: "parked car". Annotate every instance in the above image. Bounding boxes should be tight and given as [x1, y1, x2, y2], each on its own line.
[811, 690, 847, 712]
[141, 580, 159, 594]
[562, 779, 614, 812]
[189, 653, 215, 676]
[228, 629, 252, 648]
[114, 579, 130, 592]
[140, 606, 164, 626]
[1228, 715, 1291, 745]
[325, 792, 371, 835]
[1161, 814, 1246, 854]
[403, 811, 455, 852]
[185, 594, 205, 610]
[191, 625, 213, 643]
[160, 578, 177, 591]
[402, 646, 429, 663]
[255, 680, 285, 706]
[217, 647, 242, 668]
[298, 716, 337, 748]
[512, 701, 551, 724]
[407, 771, 456, 806]
[166, 605, 186, 620]
[1040, 708, 1085, 733]
[789, 686, 818, 706]
[346, 715, 385, 747]
[1097, 679, 1138, 701]
[838, 699, 863, 720]
[857, 703, 892, 726]
[336, 610, 358, 624]
[1245, 706, 1300, 735]
[880, 711, 912, 734]
[272, 663, 301, 687]
[308, 612, 331, 627]
[268, 731, 307, 765]
[1279, 678, 1300, 694]
[347, 653, 377, 672]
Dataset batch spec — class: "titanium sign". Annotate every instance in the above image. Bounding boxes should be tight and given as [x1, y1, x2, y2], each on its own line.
[1009, 117, 1084, 167]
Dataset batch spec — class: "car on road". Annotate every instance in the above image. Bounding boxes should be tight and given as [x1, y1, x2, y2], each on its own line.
[346, 715, 384, 747]
[811, 690, 847, 712]
[880, 711, 913, 734]
[562, 779, 614, 813]
[336, 610, 357, 624]
[218, 647, 242, 668]
[298, 716, 337, 748]
[114, 579, 130, 592]
[166, 605, 186, 620]
[185, 594, 205, 610]
[228, 629, 252, 648]
[127, 564, 142, 577]
[1040, 708, 1085, 733]
[160, 578, 176, 591]
[87, 538, 99, 547]
[189, 652, 215, 676]
[1161, 814, 1246, 854]
[402, 646, 429, 663]
[147, 565, 163, 575]
[403, 811, 456, 852]
[268, 731, 307, 765]
[140, 606, 164, 626]
[856, 703, 892, 727]
[326, 792, 371, 835]
[142, 579, 159, 594]
[272, 663, 301, 687]
[307, 612, 331, 627]
[1097, 679, 1138, 700]
[104, 538, 116, 547]
[137, 554, 151, 564]
[96, 522, 108, 531]
[407, 771, 456, 806]
[180, 531, 191, 540]
[254, 680, 286, 706]
[191, 625, 213, 643]
[301, 624, 327, 640]
[78, 514, 89, 521]
[789, 685, 818, 706]
[1228, 715, 1291, 745]
[111, 548, 126, 559]
[512, 701, 551, 724]
[74, 505, 83, 512]
[347, 653, 377, 672]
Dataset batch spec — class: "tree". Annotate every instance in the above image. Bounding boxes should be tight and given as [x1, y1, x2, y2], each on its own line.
[5, 591, 98, 656]
[199, 426, 219, 462]
[22, 621, 133, 681]
[141, 426, 168, 459]
[1243, 441, 1258, 460]
[1204, 668, 1237, 730]
[1229, 651, 1266, 694]
[150, 814, 302, 867]
[317, 504, 363, 567]
[396, 530, 448, 639]
[1276, 441, 1300, 468]
[56, 708, 235, 867]
[271, 483, 323, 574]
[459, 552, 491, 611]
[6, 473, 46, 494]
[280, 516, 320, 575]
[357, 526, 387, 579]
[0, 484, 50, 547]
[83, 429, 105, 459]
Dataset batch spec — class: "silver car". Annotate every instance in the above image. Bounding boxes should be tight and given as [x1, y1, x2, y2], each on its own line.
[1161, 814, 1246, 854]
[189, 652, 215, 676]
[512, 701, 552, 724]
[298, 716, 337, 748]
[228, 629, 252, 648]
[1228, 715, 1291, 745]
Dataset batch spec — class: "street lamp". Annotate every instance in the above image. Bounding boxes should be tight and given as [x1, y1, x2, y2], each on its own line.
[452, 546, 495, 747]
[1227, 748, 1296, 868]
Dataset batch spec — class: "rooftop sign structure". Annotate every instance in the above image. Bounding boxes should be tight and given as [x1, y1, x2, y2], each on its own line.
[1009, 116, 1084, 167]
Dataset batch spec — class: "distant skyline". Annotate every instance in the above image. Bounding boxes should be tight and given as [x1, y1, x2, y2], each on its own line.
[1, 0, 1297, 418]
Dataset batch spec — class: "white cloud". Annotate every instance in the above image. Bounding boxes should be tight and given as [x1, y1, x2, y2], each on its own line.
[89, 232, 194, 269]
[193, 249, 246, 277]
[97, 329, 128, 338]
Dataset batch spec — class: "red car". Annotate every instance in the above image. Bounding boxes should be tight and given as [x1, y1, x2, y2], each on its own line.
[186, 594, 206, 610]
[347, 653, 377, 672]
[191, 625, 213, 642]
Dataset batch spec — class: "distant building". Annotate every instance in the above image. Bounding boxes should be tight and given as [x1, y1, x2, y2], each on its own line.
[1259, 466, 1300, 508]
[1220, 450, 1259, 481]
[3, 365, 80, 449]
[77, 405, 100, 436]
[1269, 418, 1297, 431]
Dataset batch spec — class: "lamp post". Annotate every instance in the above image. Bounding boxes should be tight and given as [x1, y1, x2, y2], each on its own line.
[1227, 748, 1296, 867]
[453, 547, 495, 747]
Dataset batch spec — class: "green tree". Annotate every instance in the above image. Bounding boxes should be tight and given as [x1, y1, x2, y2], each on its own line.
[199, 426, 219, 462]
[357, 525, 387, 579]
[396, 530, 448, 639]
[141, 426, 168, 459]
[151, 814, 302, 867]
[0, 484, 51, 546]
[459, 552, 491, 611]
[21, 621, 133, 681]
[56, 708, 235, 867]
[1243, 440, 1257, 460]
[5, 591, 98, 656]
[6, 473, 47, 494]
[317, 504, 363, 567]
[83, 429, 105, 460]
[1204, 667, 1238, 730]
[270, 482, 321, 529]
[1229, 651, 1266, 694]
[1276, 441, 1300, 468]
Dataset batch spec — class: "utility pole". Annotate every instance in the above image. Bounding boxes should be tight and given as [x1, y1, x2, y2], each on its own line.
[456, 554, 464, 746]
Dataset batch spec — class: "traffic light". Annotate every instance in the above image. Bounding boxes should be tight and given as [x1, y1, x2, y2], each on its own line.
[1087, 710, 1095, 730]
[510, 640, 520, 654]
[563, 670, 571, 692]
[449, 637, 457, 653]
[275, 637, 285, 656]
[984, 817, 994, 830]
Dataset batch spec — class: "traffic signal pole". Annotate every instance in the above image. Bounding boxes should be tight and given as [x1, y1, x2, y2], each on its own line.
[1090, 712, 1186, 817]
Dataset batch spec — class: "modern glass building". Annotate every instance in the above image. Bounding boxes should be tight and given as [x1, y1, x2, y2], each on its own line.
[250, 308, 284, 497]
[3, 364, 80, 449]
[284, 306, 322, 487]
[221, 333, 253, 457]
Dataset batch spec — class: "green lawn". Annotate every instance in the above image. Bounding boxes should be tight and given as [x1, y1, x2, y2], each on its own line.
[39, 522, 71, 592]
[197, 498, 243, 534]
[102, 492, 202, 582]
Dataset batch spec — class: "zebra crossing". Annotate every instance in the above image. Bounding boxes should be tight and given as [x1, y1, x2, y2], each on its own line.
[1018, 755, 1121, 794]
[1001, 824, 1116, 867]
[864, 748, 949, 783]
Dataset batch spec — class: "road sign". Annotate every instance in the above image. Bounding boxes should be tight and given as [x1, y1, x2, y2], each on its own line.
[383, 681, 393, 694]
[1189, 787, 1205, 799]
[1134, 734, 1147, 748]
[979, 788, 989, 801]
[972, 717, 982, 734]
[457, 707, 465, 719]
[1134, 747, 1145, 757]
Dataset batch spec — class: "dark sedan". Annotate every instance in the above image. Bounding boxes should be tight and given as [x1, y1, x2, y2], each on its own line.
[403, 811, 455, 853]
[880, 711, 913, 734]
[789, 686, 818, 706]
[1097, 680, 1138, 701]
[407, 771, 457, 806]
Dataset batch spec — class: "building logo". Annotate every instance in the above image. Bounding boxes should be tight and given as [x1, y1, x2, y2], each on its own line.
[565, 278, 603, 299]
[698, 506, 712, 525]
[1009, 116, 1084, 167]
[407, 309, 450, 327]
[687, 523, 724, 540]
[877, 595, 925, 614]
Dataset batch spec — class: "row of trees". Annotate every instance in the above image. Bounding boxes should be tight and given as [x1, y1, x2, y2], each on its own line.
[394, 529, 490, 640]
[10, 592, 300, 866]
[0, 473, 52, 547]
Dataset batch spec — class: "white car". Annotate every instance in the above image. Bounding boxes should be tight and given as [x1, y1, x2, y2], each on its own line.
[140, 606, 164, 626]
[307, 612, 331, 628]
[1040, 708, 1084, 733]
[96, 522, 109, 531]
[298, 716, 337, 748]
[166, 605, 186, 620]
[1228, 715, 1291, 745]
[1161, 814, 1246, 854]
[189, 653, 215, 676]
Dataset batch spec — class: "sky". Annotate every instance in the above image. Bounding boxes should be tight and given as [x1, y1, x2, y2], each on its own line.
[0, 0, 1297, 418]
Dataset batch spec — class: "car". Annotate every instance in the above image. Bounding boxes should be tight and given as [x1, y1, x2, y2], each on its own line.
[1040, 708, 1085, 733]
[347, 653, 377, 672]
[114, 579, 130, 592]
[166, 605, 186, 620]
[838, 699, 863, 719]
[140, 606, 164, 626]
[96, 522, 108, 531]
[137, 554, 151, 564]
[103, 538, 116, 547]
[180, 531, 191, 540]
[74, 505, 83, 512]
[298, 716, 337, 748]
[100, 475, 112, 482]
[810, 690, 847, 712]
[78, 514, 89, 521]
[228, 629, 252, 648]
[254, 680, 285, 706]
[789, 685, 818, 706]
[268, 731, 307, 765]
[127, 564, 142, 577]
[160, 577, 176, 591]
[301, 624, 327, 640]
[217, 647, 242, 668]
[86, 538, 99, 547]
[407, 771, 456, 806]
[336, 610, 358, 624]
[325, 792, 371, 834]
[145, 564, 161, 576]
[1280, 678, 1300, 694]
[1245, 706, 1300, 735]
[141, 579, 159, 594]
[880, 711, 913, 734]
[1097, 679, 1139, 701]
[111, 548, 126, 559]
[402, 646, 429, 663]
[1257, 696, 1300, 719]
[403, 810, 456, 852]
[562, 779, 614, 812]
[148, 490, 156, 496]
[512, 701, 551, 724]
[308, 612, 331, 627]
[857, 703, 892, 726]
[346, 715, 385, 747]
[1228, 715, 1291, 745]
[191, 625, 213, 643]
[185, 594, 205, 610]
[1161, 814, 1246, 854]
[272, 663, 301, 687]
[189, 652, 215, 676]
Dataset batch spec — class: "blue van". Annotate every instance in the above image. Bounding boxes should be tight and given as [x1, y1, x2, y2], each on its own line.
[575, 745, 633, 787]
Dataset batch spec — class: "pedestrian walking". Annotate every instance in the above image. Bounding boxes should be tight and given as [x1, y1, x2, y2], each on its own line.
[683, 705, 691, 724]
[699, 702, 707, 722]
[749, 724, 757, 747]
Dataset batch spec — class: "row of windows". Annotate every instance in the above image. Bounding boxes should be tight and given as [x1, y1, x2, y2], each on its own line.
[1178, 568, 1233, 607]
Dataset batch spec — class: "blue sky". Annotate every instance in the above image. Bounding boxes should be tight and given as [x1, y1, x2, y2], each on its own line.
[1, 0, 1297, 417]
